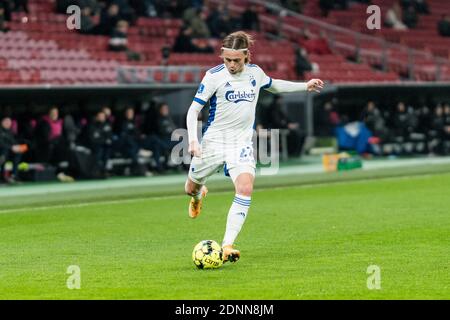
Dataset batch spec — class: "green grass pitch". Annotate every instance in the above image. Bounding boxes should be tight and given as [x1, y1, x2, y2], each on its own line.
[0, 173, 449, 299]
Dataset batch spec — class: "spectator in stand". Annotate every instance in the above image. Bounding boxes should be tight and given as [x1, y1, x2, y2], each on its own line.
[87, 110, 112, 176]
[118, 107, 140, 171]
[206, 4, 223, 38]
[393, 102, 409, 138]
[361, 101, 388, 140]
[429, 104, 446, 154]
[102, 106, 115, 125]
[0, 0, 12, 21]
[15, 113, 36, 161]
[110, 0, 136, 24]
[401, 0, 429, 14]
[294, 47, 313, 78]
[319, 0, 348, 17]
[392, 101, 419, 151]
[385, 2, 408, 30]
[12, 0, 28, 13]
[207, 3, 236, 39]
[0, 4, 10, 32]
[156, 0, 190, 19]
[78, 0, 100, 15]
[79, 6, 97, 35]
[315, 100, 340, 136]
[403, 5, 418, 29]
[414, 0, 430, 14]
[183, 6, 210, 37]
[173, 25, 196, 53]
[189, 7, 210, 38]
[417, 105, 432, 135]
[150, 102, 180, 172]
[109, 19, 128, 51]
[444, 103, 450, 129]
[214, 13, 236, 38]
[301, 31, 332, 55]
[228, 9, 243, 31]
[63, 113, 81, 148]
[109, 20, 141, 60]
[34, 106, 66, 165]
[266, 95, 305, 157]
[438, 14, 450, 37]
[172, 25, 213, 53]
[444, 103, 450, 154]
[94, 3, 121, 35]
[241, 4, 260, 31]
[0, 116, 27, 184]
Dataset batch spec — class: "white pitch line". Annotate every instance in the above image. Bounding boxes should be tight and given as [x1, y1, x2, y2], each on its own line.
[0, 173, 437, 215]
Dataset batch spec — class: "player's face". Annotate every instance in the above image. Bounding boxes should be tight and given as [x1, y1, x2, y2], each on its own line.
[222, 50, 246, 74]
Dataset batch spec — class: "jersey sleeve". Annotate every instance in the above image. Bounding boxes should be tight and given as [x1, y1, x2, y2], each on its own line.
[193, 72, 216, 106]
[258, 66, 273, 90]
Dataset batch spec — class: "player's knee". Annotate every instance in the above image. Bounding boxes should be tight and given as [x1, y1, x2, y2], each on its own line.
[236, 183, 253, 197]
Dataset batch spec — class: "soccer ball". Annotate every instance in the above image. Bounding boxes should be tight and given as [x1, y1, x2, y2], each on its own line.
[192, 240, 223, 269]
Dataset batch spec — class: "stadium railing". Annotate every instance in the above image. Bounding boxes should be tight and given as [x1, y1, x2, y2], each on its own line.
[117, 66, 208, 84]
[218, 0, 450, 81]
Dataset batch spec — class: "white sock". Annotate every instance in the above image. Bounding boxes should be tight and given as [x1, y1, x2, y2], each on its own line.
[222, 194, 251, 247]
[186, 178, 203, 201]
[192, 187, 203, 201]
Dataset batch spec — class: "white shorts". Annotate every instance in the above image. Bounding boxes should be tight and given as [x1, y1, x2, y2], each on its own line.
[188, 143, 256, 185]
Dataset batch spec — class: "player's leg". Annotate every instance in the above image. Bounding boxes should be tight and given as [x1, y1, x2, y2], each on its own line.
[222, 167, 255, 263]
[185, 176, 208, 219]
[186, 153, 223, 218]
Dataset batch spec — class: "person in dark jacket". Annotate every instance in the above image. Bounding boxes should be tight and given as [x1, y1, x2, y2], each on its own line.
[266, 95, 305, 157]
[172, 25, 213, 53]
[117, 107, 140, 166]
[87, 111, 112, 174]
[241, 4, 260, 31]
[0, 116, 27, 183]
[438, 14, 450, 37]
[143, 102, 180, 172]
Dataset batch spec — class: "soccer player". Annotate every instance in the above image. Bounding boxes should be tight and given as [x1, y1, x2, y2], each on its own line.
[185, 31, 324, 263]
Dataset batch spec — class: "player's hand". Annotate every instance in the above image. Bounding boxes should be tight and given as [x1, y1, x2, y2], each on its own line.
[188, 141, 202, 157]
[306, 79, 324, 93]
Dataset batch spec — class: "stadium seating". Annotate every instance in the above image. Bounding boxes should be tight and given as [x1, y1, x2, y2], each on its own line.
[1, 0, 449, 85]
[308, 0, 450, 80]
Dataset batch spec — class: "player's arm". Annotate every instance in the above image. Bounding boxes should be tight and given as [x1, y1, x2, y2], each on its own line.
[187, 100, 203, 157]
[258, 66, 323, 93]
[266, 78, 324, 93]
[187, 72, 216, 157]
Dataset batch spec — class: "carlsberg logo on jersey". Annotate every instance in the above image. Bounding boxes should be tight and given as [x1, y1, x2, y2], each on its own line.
[225, 90, 256, 103]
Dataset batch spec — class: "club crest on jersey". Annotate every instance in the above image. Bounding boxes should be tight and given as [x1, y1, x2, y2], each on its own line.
[225, 90, 256, 103]
[197, 83, 205, 94]
[249, 75, 256, 87]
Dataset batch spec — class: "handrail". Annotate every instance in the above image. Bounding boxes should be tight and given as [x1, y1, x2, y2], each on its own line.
[215, 0, 450, 80]
[249, 0, 449, 63]
[117, 65, 208, 84]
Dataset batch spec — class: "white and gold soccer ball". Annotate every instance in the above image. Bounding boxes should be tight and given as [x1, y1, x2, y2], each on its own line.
[192, 240, 223, 269]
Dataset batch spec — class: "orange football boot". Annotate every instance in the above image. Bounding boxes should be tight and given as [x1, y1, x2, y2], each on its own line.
[188, 186, 208, 218]
[222, 245, 240, 263]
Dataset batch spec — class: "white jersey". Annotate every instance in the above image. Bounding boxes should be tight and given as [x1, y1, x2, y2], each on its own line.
[193, 63, 272, 147]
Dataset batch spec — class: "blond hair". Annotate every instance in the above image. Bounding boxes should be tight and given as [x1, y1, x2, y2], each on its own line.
[222, 31, 254, 63]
